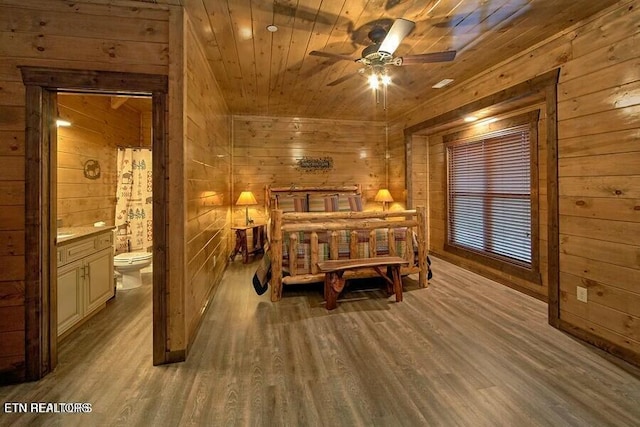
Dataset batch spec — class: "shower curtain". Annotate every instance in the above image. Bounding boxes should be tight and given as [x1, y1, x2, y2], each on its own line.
[115, 148, 153, 254]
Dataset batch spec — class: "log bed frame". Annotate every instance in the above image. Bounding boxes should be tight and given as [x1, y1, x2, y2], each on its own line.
[264, 184, 363, 212]
[265, 185, 428, 302]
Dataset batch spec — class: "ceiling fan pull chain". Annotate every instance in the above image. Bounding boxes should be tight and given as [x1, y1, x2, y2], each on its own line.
[383, 84, 388, 111]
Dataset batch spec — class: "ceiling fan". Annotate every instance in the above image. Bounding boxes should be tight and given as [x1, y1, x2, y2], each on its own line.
[310, 18, 456, 87]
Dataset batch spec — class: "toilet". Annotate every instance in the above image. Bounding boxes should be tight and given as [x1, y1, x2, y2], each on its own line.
[114, 252, 152, 290]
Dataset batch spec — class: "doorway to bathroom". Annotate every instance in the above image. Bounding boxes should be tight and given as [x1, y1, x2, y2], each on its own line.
[56, 92, 153, 335]
[20, 68, 169, 380]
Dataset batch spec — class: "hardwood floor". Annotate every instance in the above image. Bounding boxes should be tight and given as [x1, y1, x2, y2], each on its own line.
[1, 257, 639, 426]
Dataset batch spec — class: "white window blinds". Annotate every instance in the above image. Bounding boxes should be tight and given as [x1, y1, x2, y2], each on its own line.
[447, 125, 532, 265]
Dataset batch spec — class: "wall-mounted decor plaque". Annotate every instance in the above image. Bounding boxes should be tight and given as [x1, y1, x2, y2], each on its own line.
[83, 159, 101, 180]
[296, 156, 333, 172]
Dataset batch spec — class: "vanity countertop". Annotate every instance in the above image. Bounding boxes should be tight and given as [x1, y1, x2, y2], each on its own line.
[56, 226, 116, 245]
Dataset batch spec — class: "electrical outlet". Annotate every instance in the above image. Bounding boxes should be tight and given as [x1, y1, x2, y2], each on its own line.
[576, 286, 588, 303]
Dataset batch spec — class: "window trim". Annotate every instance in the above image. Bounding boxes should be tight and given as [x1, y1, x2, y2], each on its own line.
[444, 111, 541, 284]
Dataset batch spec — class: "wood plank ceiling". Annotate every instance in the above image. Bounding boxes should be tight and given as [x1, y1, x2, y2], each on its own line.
[141, 0, 620, 121]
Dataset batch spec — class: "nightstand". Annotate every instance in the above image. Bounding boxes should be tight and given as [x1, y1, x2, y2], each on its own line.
[230, 224, 266, 263]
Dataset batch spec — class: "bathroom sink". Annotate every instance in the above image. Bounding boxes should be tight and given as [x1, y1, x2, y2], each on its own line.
[57, 232, 75, 238]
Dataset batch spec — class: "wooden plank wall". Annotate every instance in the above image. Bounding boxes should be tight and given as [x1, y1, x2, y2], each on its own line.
[183, 14, 232, 346]
[232, 115, 389, 221]
[141, 110, 153, 146]
[408, 134, 428, 209]
[0, 0, 170, 382]
[57, 94, 150, 228]
[408, 134, 429, 242]
[391, 0, 639, 362]
[555, 1, 640, 360]
[386, 121, 408, 209]
[126, 97, 154, 146]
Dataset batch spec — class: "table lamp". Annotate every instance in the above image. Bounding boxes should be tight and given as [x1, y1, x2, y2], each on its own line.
[374, 188, 394, 211]
[236, 191, 257, 226]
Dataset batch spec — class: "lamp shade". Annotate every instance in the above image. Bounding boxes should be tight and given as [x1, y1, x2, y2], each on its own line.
[236, 191, 257, 206]
[374, 189, 394, 203]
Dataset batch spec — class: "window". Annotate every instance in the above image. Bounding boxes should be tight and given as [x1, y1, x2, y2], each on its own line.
[446, 118, 537, 270]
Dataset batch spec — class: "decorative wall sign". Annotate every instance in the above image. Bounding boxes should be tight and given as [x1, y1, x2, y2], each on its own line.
[83, 159, 101, 180]
[296, 156, 334, 173]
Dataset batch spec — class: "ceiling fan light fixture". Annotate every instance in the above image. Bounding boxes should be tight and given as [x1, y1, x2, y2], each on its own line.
[368, 74, 380, 89]
[381, 74, 392, 86]
[266, 24, 278, 32]
[432, 78, 454, 89]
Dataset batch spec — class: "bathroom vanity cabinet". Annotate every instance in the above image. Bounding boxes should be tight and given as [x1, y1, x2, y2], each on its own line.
[56, 228, 115, 337]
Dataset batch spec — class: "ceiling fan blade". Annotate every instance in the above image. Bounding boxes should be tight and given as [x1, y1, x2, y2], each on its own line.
[400, 50, 457, 65]
[378, 18, 415, 56]
[310, 51, 355, 62]
[327, 73, 358, 87]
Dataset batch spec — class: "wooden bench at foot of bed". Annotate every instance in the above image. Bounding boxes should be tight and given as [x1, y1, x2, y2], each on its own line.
[317, 256, 409, 310]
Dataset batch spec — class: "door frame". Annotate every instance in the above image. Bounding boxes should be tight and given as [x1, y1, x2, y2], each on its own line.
[20, 67, 169, 380]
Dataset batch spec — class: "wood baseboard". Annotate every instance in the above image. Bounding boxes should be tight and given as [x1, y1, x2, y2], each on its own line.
[431, 250, 547, 302]
[430, 252, 639, 369]
[181, 256, 230, 362]
[559, 319, 640, 368]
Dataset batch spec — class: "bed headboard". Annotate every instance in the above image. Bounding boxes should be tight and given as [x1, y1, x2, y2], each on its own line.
[265, 184, 362, 212]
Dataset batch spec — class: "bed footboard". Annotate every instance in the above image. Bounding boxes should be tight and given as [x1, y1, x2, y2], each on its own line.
[269, 206, 427, 302]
